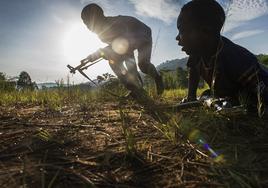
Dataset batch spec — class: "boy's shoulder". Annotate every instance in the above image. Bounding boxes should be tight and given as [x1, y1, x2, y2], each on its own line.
[220, 36, 258, 65]
[106, 15, 138, 24]
[106, 15, 149, 29]
[186, 36, 259, 68]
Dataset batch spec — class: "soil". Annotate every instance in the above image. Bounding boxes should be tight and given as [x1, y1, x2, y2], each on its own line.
[0, 102, 222, 188]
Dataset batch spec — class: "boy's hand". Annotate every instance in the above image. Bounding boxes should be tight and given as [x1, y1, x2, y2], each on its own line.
[80, 57, 90, 64]
[180, 96, 197, 104]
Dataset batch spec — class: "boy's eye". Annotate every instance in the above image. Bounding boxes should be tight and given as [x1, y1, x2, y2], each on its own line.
[179, 26, 187, 34]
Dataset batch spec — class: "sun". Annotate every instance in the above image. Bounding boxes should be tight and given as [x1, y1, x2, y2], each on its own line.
[62, 22, 106, 63]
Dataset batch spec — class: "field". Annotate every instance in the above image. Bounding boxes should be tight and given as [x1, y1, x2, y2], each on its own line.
[1, 87, 268, 188]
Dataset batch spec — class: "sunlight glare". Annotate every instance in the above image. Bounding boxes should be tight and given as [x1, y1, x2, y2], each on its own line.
[62, 23, 106, 63]
[112, 37, 129, 55]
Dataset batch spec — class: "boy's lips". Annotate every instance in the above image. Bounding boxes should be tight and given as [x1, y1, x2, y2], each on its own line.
[181, 46, 191, 55]
[178, 43, 189, 53]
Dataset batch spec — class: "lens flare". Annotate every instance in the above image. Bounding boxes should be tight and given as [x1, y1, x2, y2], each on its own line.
[122, 70, 127, 75]
[112, 37, 129, 55]
[189, 129, 201, 142]
[109, 60, 115, 65]
[188, 129, 225, 163]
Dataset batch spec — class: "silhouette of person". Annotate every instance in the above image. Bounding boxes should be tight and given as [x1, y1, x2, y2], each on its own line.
[176, 0, 268, 114]
[81, 4, 164, 95]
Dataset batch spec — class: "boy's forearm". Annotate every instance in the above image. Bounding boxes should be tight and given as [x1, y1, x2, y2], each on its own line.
[187, 67, 200, 99]
[86, 49, 105, 62]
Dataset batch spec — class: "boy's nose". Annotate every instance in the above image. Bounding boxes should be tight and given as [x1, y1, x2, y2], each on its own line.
[176, 34, 183, 46]
[176, 35, 179, 41]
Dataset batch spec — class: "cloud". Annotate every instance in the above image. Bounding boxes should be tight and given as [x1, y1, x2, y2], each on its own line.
[52, 14, 64, 24]
[79, 0, 268, 30]
[230, 29, 264, 40]
[129, 0, 181, 24]
[80, 0, 182, 24]
[223, 0, 268, 32]
[80, 0, 109, 5]
[79, 0, 112, 10]
[80, 0, 128, 16]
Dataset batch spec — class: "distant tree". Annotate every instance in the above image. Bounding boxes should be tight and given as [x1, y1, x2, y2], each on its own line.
[102, 73, 115, 80]
[97, 73, 116, 83]
[160, 70, 177, 90]
[0, 72, 6, 81]
[176, 67, 188, 88]
[55, 78, 64, 88]
[17, 71, 34, 90]
[0, 72, 16, 91]
[42, 85, 47, 90]
[97, 75, 105, 83]
[32, 81, 39, 90]
[257, 54, 268, 67]
[0, 72, 6, 91]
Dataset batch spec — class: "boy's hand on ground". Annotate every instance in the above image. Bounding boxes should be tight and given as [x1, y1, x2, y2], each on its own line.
[180, 96, 197, 104]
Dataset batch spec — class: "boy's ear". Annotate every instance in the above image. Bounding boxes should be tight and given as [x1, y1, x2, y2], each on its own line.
[199, 25, 208, 33]
[200, 26, 215, 35]
[197, 26, 216, 40]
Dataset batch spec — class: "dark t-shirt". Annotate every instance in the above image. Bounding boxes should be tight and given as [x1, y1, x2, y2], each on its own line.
[98, 15, 152, 50]
[187, 36, 268, 102]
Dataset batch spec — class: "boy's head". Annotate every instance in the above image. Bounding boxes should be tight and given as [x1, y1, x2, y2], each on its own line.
[81, 4, 104, 33]
[176, 0, 225, 56]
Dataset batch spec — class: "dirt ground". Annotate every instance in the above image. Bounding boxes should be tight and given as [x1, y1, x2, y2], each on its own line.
[0, 101, 227, 188]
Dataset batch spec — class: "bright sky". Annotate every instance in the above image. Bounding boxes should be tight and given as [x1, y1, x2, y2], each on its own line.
[1, 0, 268, 84]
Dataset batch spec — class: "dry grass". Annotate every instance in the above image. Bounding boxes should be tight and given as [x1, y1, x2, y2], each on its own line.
[0, 87, 268, 187]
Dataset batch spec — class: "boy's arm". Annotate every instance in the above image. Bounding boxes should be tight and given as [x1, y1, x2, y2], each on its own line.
[184, 56, 201, 102]
[82, 45, 123, 63]
[228, 52, 262, 91]
[187, 66, 200, 101]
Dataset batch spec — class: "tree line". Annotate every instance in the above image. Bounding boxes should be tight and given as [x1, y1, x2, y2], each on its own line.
[1, 54, 268, 92]
[0, 71, 37, 91]
[152, 54, 268, 90]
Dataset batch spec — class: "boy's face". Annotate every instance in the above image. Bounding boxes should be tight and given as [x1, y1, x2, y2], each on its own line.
[82, 16, 103, 34]
[176, 13, 207, 56]
[83, 19, 96, 33]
